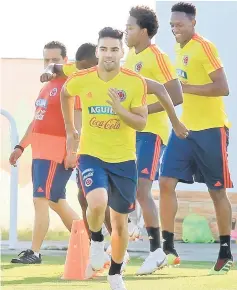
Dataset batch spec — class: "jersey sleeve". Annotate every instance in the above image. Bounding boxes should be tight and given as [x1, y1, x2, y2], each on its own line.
[65, 73, 81, 96]
[74, 96, 81, 110]
[200, 42, 223, 74]
[63, 63, 77, 77]
[130, 76, 147, 108]
[151, 49, 177, 84]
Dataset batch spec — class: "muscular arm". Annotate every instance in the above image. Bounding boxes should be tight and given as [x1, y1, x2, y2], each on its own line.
[74, 109, 82, 134]
[145, 78, 180, 127]
[117, 106, 148, 131]
[60, 86, 80, 153]
[182, 68, 229, 96]
[147, 78, 183, 114]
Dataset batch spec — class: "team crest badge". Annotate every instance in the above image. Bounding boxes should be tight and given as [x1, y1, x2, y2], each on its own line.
[50, 88, 57, 97]
[183, 55, 189, 66]
[135, 61, 143, 72]
[116, 90, 126, 102]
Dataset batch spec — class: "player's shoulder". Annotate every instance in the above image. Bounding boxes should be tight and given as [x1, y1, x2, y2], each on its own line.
[120, 67, 146, 84]
[148, 44, 169, 57]
[192, 33, 218, 51]
[67, 66, 97, 81]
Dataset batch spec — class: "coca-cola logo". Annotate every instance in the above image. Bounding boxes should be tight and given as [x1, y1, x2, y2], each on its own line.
[89, 117, 120, 129]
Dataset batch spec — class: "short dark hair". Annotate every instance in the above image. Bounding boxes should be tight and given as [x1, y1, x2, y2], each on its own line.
[44, 41, 67, 58]
[171, 2, 196, 17]
[129, 5, 158, 38]
[98, 27, 123, 41]
[75, 43, 96, 61]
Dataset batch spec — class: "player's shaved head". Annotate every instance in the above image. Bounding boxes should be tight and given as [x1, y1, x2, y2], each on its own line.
[171, 2, 196, 19]
[75, 43, 98, 70]
[170, 2, 196, 46]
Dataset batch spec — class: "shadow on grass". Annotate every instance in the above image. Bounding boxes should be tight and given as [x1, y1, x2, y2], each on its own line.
[3, 272, 211, 286]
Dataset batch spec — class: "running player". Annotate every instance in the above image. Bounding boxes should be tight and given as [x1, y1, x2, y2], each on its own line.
[60, 27, 187, 290]
[124, 5, 183, 274]
[9, 41, 80, 264]
[159, 2, 233, 274]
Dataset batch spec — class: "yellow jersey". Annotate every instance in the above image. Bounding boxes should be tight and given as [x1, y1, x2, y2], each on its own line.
[124, 45, 177, 144]
[63, 63, 77, 76]
[65, 66, 147, 163]
[176, 33, 229, 130]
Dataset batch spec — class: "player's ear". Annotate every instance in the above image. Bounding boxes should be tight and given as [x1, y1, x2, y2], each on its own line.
[192, 19, 196, 27]
[64, 56, 68, 64]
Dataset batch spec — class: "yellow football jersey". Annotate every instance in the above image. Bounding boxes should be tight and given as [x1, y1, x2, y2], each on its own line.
[65, 66, 147, 163]
[63, 63, 77, 76]
[176, 34, 229, 130]
[124, 45, 177, 144]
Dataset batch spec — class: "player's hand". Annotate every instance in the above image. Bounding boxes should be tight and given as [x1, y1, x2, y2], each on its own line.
[64, 152, 77, 170]
[40, 72, 56, 83]
[40, 64, 56, 83]
[172, 120, 189, 139]
[106, 88, 123, 114]
[9, 148, 23, 166]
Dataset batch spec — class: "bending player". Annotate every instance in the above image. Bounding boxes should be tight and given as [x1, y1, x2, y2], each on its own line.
[59, 27, 188, 289]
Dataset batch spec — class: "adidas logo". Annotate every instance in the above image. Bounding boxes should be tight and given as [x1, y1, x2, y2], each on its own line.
[214, 181, 222, 187]
[221, 243, 228, 247]
[37, 187, 44, 193]
[141, 168, 149, 174]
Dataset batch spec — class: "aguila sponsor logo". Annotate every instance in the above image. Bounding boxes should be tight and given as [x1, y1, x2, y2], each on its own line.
[89, 117, 120, 129]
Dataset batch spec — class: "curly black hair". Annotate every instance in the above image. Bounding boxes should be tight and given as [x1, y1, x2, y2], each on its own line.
[171, 2, 196, 17]
[44, 41, 67, 58]
[75, 43, 96, 61]
[129, 5, 158, 38]
[98, 27, 123, 40]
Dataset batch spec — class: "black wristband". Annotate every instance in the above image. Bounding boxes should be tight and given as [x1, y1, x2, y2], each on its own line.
[14, 145, 24, 152]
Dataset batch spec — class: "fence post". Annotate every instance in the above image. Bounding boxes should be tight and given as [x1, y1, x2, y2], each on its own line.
[1, 109, 19, 249]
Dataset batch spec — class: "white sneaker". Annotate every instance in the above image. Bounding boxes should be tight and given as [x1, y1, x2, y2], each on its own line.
[107, 274, 127, 290]
[106, 245, 130, 272]
[90, 240, 105, 271]
[136, 248, 167, 275]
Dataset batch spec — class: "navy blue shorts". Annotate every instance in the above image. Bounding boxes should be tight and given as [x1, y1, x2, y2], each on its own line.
[160, 127, 233, 190]
[32, 159, 73, 202]
[136, 132, 165, 181]
[78, 155, 137, 214]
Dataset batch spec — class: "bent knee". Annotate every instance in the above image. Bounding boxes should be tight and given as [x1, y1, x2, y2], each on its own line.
[159, 177, 177, 194]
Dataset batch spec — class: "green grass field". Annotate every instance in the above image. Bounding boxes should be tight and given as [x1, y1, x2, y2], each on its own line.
[1, 255, 237, 290]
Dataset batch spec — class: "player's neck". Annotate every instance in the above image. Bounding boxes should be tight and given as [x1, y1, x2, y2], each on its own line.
[97, 66, 120, 82]
[134, 39, 151, 54]
[180, 31, 196, 48]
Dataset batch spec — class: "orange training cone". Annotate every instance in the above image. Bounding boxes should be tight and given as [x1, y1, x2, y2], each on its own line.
[62, 219, 89, 280]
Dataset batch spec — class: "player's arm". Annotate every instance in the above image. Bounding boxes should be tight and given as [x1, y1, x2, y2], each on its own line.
[40, 63, 77, 83]
[147, 51, 183, 114]
[148, 79, 183, 114]
[145, 78, 188, 138]
[107, 86, 147, 131]
[182, 43, 229, 96]
[182, 68, 229, 96]
[9, 121, 33, 166]
[74, 96, 82, 135]
[61, 85, 80, 154]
